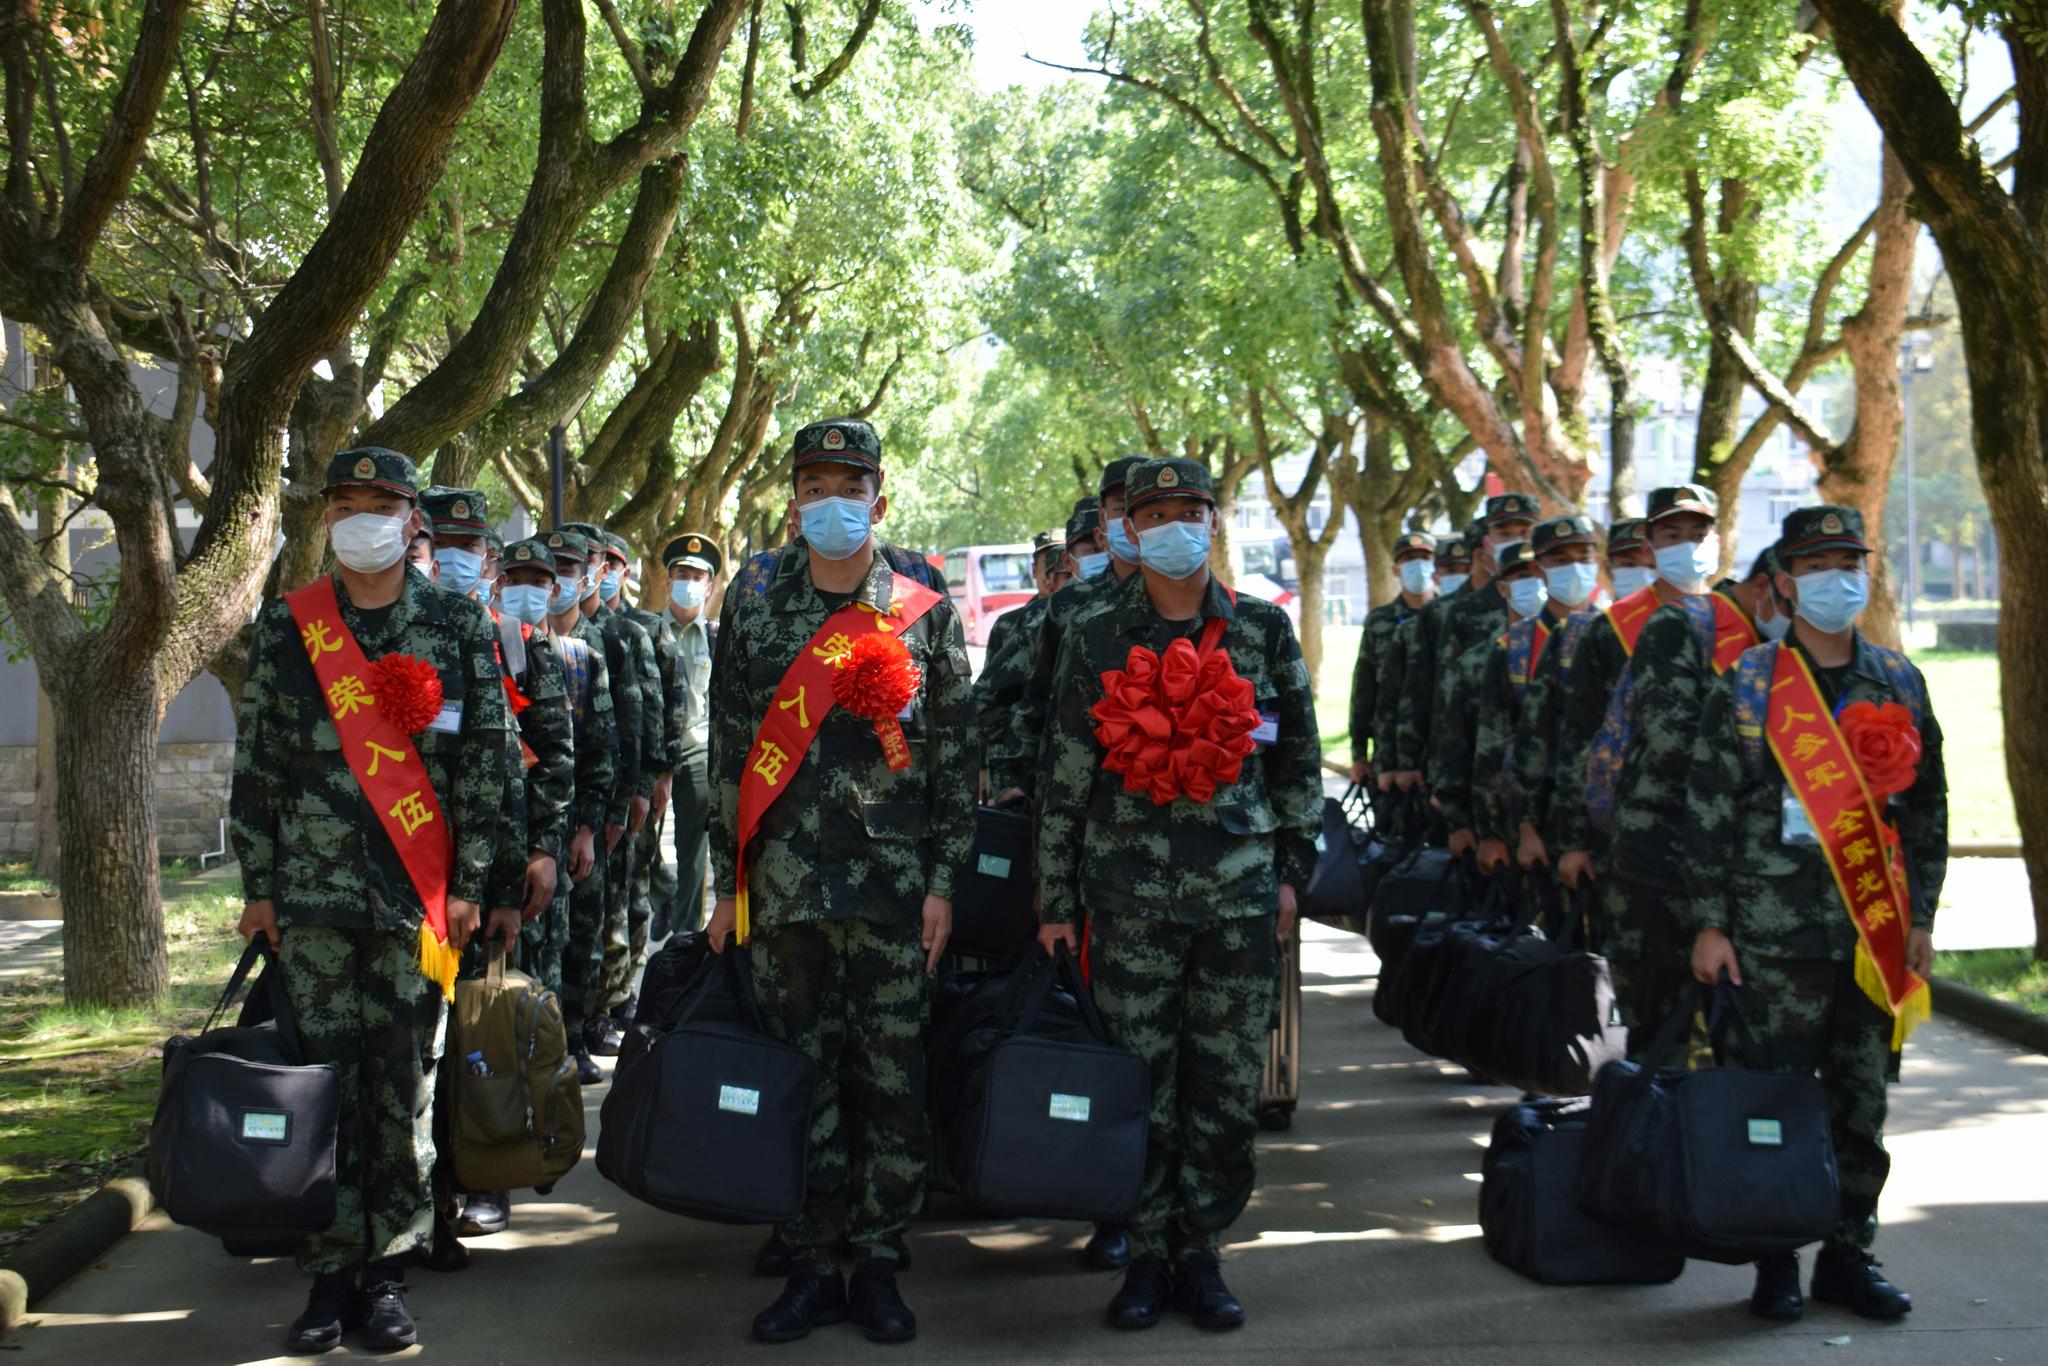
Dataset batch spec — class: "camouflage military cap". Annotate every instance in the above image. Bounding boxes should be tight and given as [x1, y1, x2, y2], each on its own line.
[1647, 483, 1718, 522]
[419, 485, 490, 534]
[483, 527, 504, 555]
[1531, 513, 1597, 555]
[791, 417, 882, 473]
[502, 536, 556, 570]
[661, 532, 724, 576]
[559, 520, 604, 543]
[598, 530, 633, 563]
[1778, 503, 1870, 557]
[1099, 456, 1145, 498]
[1606, 517, 1648, 552]
[1393, 531, 1436, 560]
[1032, 527, 1064, 554]
[1496, 541, 1539, 576]
[540, 527, 591, 561]
[1124, 457, 1215, 512]
[1484, 491, 1542, 526]
[1066, 497, 1102, 543]
[322, 446, 420, 500]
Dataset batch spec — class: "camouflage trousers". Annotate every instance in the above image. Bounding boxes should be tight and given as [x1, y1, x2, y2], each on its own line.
[601, 826, 639, 1011]
[277, 925, 446, 1275]
[563, 849, 608, 1035]
[1599, 874, 1703, 1064]
[1726, 956, 1896, 1252]
[519, 881, 569, 1001]
[750, 916, 930, 1270]
[628, 807, 668, 976]
[1089, 911, 1275, 1261]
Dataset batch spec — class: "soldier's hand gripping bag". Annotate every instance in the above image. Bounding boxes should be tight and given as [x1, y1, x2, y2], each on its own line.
[1481, 1097, 1684, 1285]
[630, 931, 741, 1058]
[444, 945, 583, 1193]
[949, 803, 1038, 959]
[938, 944, 1148, 1222]
[596, 943, 815, 1223]
[148, 938, 339, 1242]
[1472, 887, 1627, 1097]
[1575, 977, 1839, 1263]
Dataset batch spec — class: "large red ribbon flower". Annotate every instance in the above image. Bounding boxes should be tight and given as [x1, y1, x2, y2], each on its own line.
[368, 653, 444, 734]
[1839, 700, 1922, 797]
[831, 631, 922, 720]
[1091, 634, 1260, 805]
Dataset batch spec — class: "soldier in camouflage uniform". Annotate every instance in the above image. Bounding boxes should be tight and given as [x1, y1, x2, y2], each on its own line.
[1372, 534, 1470, 821]
[707, 417, 974, 1345]
[230, 447, 509, 1354]
[971, 518, 1080, 790]
[1683, 505, 1945, 1324]
[650, 532, 722, 941]
[1385, 518, 1489, 791]
[1347, 530, 1435, 789]
[541, 529, 621, 1083]
[1435, 540, 1549, 870]
[1037, 457, 1322, 1333]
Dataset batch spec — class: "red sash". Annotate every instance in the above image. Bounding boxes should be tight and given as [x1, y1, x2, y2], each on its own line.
[1706, 591, 1760, 673]
[1765, 647, 1929, 1045]
[1604, 585, 1662, 656]
[286, 577, 461, 999]
[733, 573, 943, 941]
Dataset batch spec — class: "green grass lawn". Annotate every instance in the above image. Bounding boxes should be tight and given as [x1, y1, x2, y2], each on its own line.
[0, 876, 244, 1250]
[0, 860, 57, 895]
[1933, 947, 2048, 1015]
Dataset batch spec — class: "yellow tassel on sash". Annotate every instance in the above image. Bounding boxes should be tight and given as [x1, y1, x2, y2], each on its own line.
[736, 885, 750, 946]
[1855, 941, 1930, 1049]
[418, 919, 461, 1002]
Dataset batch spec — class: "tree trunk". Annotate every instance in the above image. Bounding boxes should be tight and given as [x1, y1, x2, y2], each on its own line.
[52, 662, 167, 1004]
[1293, 541, 1329, 685]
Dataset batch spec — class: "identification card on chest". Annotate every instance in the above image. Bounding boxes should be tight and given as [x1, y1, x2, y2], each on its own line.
[1780, 786, 1819, 847]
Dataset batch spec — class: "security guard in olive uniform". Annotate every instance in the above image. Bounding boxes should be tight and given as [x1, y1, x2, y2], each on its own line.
[1347, 530, 1435, 789]
[1037, 457, 1322, 1333]
[707, 417, 975, 1345]
[652, 532, 722, 940]
[231, 448, 509, 1354]
[1684, 505, 1945, 1324]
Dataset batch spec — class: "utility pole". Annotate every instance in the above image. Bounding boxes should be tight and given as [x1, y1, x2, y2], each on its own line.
[1899, 335, 1933, 634]
[548, 423, 568, 530]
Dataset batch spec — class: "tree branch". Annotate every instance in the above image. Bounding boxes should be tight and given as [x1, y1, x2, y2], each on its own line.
[57, 0, 195, 262]
[791, 0, 883, 99]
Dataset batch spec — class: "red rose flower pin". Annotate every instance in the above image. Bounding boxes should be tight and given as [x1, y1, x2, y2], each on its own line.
[1838, 700, 1921, 797]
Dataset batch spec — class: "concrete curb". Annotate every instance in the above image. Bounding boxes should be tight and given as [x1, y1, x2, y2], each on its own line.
[0, 1176, 153, 1334]
[1931, 975, 2048, 1056]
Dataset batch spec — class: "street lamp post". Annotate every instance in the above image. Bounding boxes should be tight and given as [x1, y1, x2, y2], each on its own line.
[1898, 335, 1933, 635]
[548, 423, 568, 530]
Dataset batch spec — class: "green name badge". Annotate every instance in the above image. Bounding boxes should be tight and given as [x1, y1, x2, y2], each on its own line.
[718, 1084, 761, 1116]
[240, 1110, 290, 1144]
[1747, 1118, 1783, 1147]
[1048, 1093, 1091, 1123]
[977, 853, 1013, 880]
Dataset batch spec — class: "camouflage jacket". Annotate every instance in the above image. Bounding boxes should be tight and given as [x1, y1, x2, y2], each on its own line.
[627, 604, 691, 772]
[1036, 573, 1322, 925]
[1550, 604, 1643, 855]
[586, 607, 648, 817]
[484, 623, 577, 907]
[969, 593, 1051, 774]
[230, 570, 509, 928]
[1682, 635, 1948, 959]
[992, 568, 1133, 797]
[558, 619, 619, 832]
[1428, 630, 1501, 835]
[1473, 607, 1594, 844]
[1505, 610, 1597, 847]
[1349, 595, 1426, 767]
[708, 548, 976, 927]
[1424, 583, 1510, 785]
[1389, 580, 1473, 771]
[722, 539, 946, 619]
[1371, 612, 1416, 765]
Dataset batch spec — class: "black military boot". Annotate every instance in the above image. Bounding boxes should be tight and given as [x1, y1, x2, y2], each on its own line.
[573, 1039, 602, 1085]
[1812, 1246, 1913, 1319]
[584, 1015, 623, 1058]
[611, 994, 638, 1031]
[751, 1270, 849, 1344]
[1105, 1255, 1174, 1331]
[286, 1271, 356, 1354]
[1172, 1251, 1245, 1330]
[357, 1263, 418, 1352]
[455, 1190, 510, 1237]
[1084, 1222, 1132, 1270]
[418, 1219, 469, 1273]
[848, 1256, 917, 1343]
[1749, 1252, 1803, 1321]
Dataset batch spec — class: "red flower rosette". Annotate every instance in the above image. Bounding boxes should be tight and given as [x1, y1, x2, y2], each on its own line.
[1839, 700, 1922, 796]
[830, 631, 922, 720]
[1090, 636, 1262, 806]
[368, 653, 444, 734]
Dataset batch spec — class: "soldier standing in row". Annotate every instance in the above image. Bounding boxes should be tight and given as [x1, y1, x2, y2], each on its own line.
[231, 448, 509, 1354]
[707, 418, 974, 1345]
[651, 532, 723, 941]
[971, 524, 1070, 791]
[610, 530, 688, 1017]
[1685, 505, 1944, 1324]
[1372, 534, 1469, 815]
[1347, 530, 1435, 791]
[1037, 457, 1322, 1333]
[1434, 541, 1547, 866]
[1386, 518, 1489, 793]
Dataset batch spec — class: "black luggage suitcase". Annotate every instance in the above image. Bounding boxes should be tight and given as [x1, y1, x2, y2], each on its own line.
[598, 946, 817, 1224]
[950, 804, 1038, 959]
[1576, 978, 1839, 1264]
[148, 939, 340, 1243]
[938, 946, 1147, 1221]
[1481, 1098, 1685, 1285]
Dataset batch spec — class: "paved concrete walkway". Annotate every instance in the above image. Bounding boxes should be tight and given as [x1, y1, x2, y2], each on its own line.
[7, 922, 2047, 1364]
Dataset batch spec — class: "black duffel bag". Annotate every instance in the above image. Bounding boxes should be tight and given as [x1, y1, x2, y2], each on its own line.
[1427, 871, 1553, 1072]
[1367, 840, 1460, 967]
[1303, 784, 1405, 936]
[935, 945, 1147, 1222]
[1468, 888, 1628, 1097]
[598, 944, 816, 1224]
[148, 938, 340, 1243]
[950, 803, 1038, 959]
[1481, 1097, 1685, 1285]
[1395, 876, 1508, 1056]
[1576, 977, 1839, 1264]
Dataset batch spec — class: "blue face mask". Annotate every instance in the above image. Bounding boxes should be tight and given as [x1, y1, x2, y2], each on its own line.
[598, 569, 623, 603]
[434, 546, 484, 597]
[1506, 576, 1549, 618]
[552, 572, 585, 613]
[1653, 534, 1719, 589]
[1105, 516, 1139, 565]
[800, 496, 873, 560]
[1398, 559, 1433, 596]
[1792, 568, 1868, 634]
[1610, 565, 1657, 598]
[1543, 560, 1599, 608]
[500, 584, 552, 626]
[1437, 572, 1469, 596]
[1135, 519, 1211, 580]
[1759, 600, 1793, 641]
[670, 578, 708, 612]
[1076, 550, 1110, 580]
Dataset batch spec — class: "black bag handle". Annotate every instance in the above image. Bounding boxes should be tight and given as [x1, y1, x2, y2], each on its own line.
[206, 937, 307, 1062]
[1011, 942, 1109, 1044]
[672, 943, 767, 1034]
[1703, 971, 1773, 1070]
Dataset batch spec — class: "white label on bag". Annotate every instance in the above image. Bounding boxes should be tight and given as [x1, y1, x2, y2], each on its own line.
[977, 853, 1013, 880]
[1747, 1118, 1783, 1147]
[1049, 1093, 1091, 1123]
[427, 701, 463, 734]
[241, 1110, 290, 1143]
[718, 1085, 761, 1116]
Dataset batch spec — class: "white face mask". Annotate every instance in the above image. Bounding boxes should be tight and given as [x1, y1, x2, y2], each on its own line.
[329, 511, 410, 573]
